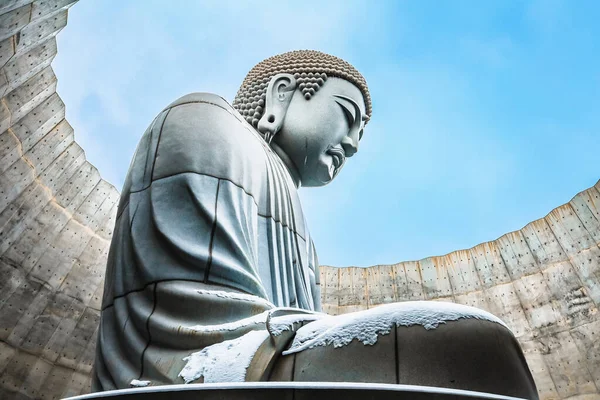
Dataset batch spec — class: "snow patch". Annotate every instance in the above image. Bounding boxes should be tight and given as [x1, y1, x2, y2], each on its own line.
[188, 311, 269, 332]
[179, 330, 270, 383]
[129, 379, 150, 387]
[268, 313, 325, 336]
[284, 301, 508, 355]
[196, 289, 275, 309]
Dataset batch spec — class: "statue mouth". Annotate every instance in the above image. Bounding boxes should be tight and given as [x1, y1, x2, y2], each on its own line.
[326, 147, 346, 177]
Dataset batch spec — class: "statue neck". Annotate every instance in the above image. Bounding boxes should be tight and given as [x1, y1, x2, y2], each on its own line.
[270, 142, 301, 188]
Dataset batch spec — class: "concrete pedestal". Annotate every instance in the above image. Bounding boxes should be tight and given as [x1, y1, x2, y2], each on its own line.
[64, 382, 528, 400]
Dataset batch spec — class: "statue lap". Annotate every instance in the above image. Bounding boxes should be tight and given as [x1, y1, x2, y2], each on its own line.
[268, 315, 538, 399]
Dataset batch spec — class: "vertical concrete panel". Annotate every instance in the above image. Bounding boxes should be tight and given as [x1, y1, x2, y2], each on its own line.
[58, 236, 107, 304]
[571, 191, 600, 242]
[19, 291, 73, 356]
[28, 219, 93, 289]
[88, 277, 104, 311]
[17, 356, 53, 399]
[337, 267, 368, 314]
[56, 162, 101, 213]
[0, 259, 27, 306]
[41, 296, 85, 364]
[0, 349, 39, 394]
[0, 158, 36, 215]
[0, 279, 42, 341]
[39, 364, 73, 400]
[541, 331, 597, 398]
[3, 67, 57, 123]
[404, 261, 425, 300]
[497, 231, 540, 280]
[0, 182, 52, 257]
[522, 219, 566, 267]
[31, 1, 77, 22]
[546, 207, 600, 307]
[419, 257, 453, 299]
[445, 250, 483, 295]
[12, 94, 65, 153]
[0, 35, 16, 69]
[453, 289, 490, 310]
[546, 206, 595, 256]
[571, 320, 600, 390]
[486, 282, 533, 340]
[0, 129, 22, 170]
[13, 201, 71, 272]
[96, 201, 117, 241]
[512, 272, 560, 334]
[1, 38, 57, 97]
[520, 340, 559, 399]
[366, 265, 395, 307]
[471, 242, 511, 288]
[16, 10, 67, 53]
[6, 284, 52, 348]
[55, 307, 99, 371]
[60, 370, 90, 398]
[0, 5, 31, 42]
[542, 260, 597, 330]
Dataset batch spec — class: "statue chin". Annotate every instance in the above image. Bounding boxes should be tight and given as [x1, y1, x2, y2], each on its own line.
[300, 158, 337, 187]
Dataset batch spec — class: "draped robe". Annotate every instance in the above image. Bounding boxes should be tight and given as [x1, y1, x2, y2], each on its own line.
[93, 93, 321, 390]
[92, 92, 539, 399]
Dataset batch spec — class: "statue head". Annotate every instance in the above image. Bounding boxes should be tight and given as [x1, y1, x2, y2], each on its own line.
[233, 50, 372, 187]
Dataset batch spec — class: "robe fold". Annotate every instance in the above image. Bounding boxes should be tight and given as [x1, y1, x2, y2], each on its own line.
[93, 93, 321, 390]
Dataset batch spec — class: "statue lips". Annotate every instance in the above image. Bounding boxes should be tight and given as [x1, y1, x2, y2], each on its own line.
[326, 147, 346, 178]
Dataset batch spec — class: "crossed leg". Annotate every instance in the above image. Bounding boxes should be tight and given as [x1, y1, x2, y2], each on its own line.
[268, 316, 538, 399]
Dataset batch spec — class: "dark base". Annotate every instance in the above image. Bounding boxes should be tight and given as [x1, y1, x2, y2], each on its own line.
[64, 382, 527, 400]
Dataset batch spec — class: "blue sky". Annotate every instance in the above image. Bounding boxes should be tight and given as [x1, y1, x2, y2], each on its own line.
[53, 0, 599, 267]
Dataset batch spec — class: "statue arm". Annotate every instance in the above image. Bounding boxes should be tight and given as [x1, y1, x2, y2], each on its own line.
[111, 93, 270, 300]
[147, 98, 269, 299]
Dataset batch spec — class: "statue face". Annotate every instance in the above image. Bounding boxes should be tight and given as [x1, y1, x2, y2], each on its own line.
[273, 77, 367, 187]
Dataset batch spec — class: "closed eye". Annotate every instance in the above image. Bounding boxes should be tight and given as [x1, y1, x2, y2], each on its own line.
[335, 99, 356, 129]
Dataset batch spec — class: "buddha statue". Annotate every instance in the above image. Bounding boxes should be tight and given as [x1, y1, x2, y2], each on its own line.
[93, 50, 539, 399]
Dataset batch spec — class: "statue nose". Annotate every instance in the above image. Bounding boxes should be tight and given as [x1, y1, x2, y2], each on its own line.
[341, 135, 358, 157]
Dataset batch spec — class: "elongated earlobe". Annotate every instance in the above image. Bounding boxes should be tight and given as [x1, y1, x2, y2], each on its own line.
[257, 73, 297, 144]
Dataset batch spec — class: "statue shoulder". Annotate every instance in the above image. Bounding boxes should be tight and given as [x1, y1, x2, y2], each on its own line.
[150, 92, 267, 195]
[162, 92, 233, 112]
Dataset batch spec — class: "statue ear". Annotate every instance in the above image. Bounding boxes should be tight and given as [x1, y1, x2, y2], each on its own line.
[258, 73, 297, 143]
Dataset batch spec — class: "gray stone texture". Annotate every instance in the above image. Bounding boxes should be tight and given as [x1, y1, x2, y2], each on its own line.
[0, 1, 599, 399]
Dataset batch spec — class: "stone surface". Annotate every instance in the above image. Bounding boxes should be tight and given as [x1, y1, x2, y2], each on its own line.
[0, 1, 599, 399]
[0, 2, 115, 399]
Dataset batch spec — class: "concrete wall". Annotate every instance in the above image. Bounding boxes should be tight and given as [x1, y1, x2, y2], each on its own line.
[321, 180, 600, 400]
[1, 1, 599, 399]
[0, 1, 119, 398]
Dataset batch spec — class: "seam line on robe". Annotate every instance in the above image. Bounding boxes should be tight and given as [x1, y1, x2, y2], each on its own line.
[163, 99, 259, 136]
[138, 283, 158, 380]
[164, 99, 235, 117]
[163, 98, 278, 165]
[100, 279, 265, 311]
[115, 108, 170, 221]
[150, 108, 171, 183]
[115, 198, 130, 220]
[133, 170, 260, 206]
[204, 179, 220, 283]
[124, 170, 307, 241]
